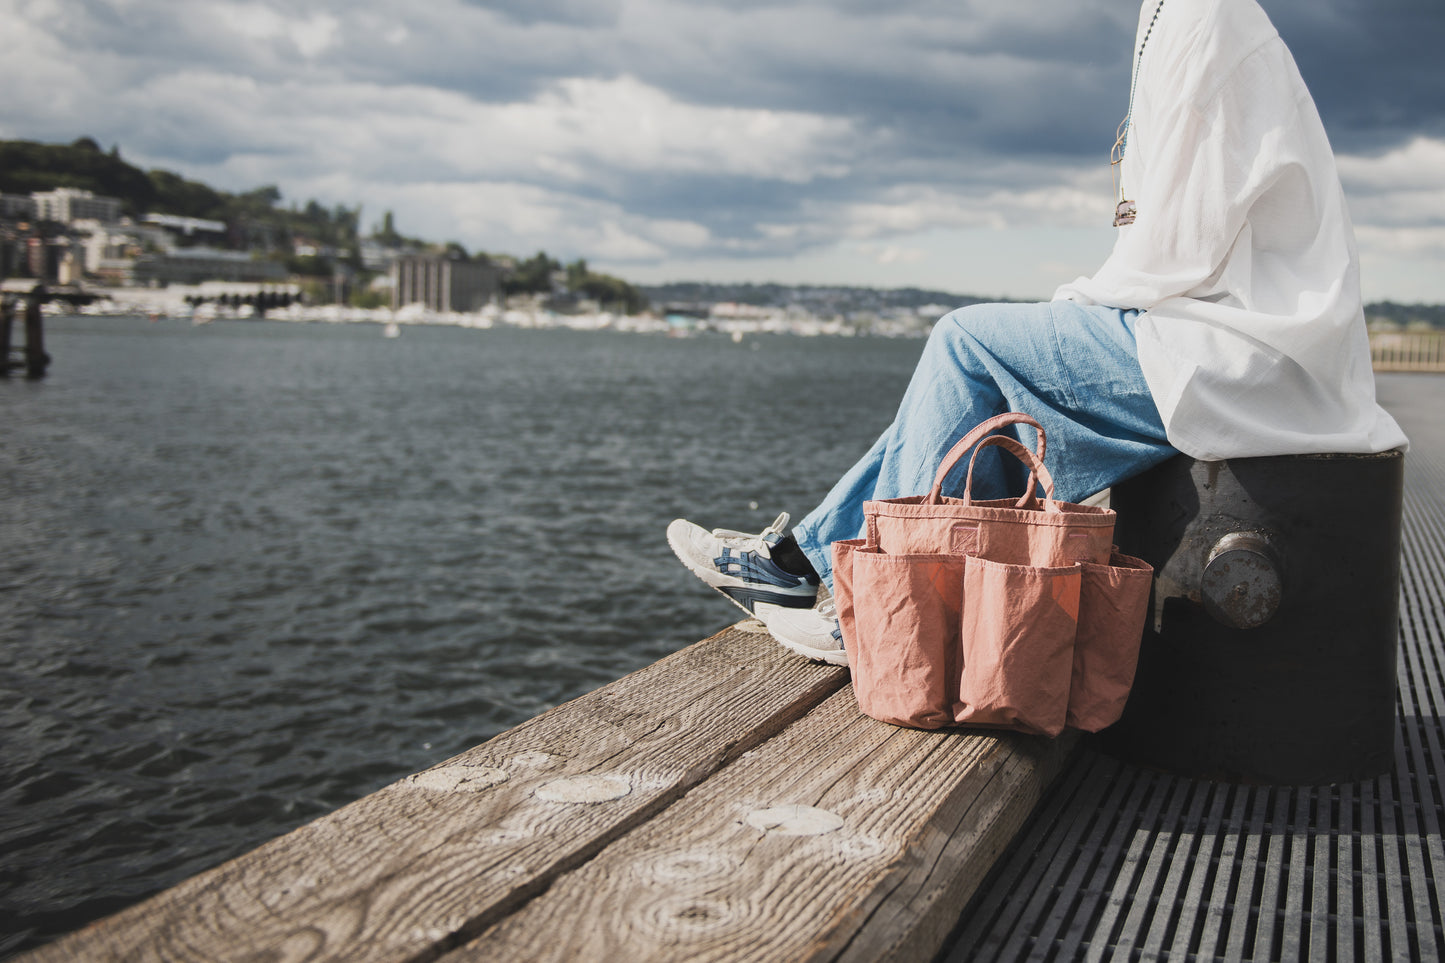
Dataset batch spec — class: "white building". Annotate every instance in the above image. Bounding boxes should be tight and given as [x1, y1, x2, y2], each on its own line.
[1, 193, 37, 221]
[143, 213, 227, 241]
[32, 188, 122, 225]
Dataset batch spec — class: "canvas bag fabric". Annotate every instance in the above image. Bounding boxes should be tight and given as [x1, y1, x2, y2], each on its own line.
[833, 412, 1154, 736]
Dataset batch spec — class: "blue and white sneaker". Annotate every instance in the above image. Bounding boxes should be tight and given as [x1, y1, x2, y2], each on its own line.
[667, 512, 819, 620]
[766, 597, 847, 666]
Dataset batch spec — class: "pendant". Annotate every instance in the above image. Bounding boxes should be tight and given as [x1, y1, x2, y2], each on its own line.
[1114, 199, 1137, 227]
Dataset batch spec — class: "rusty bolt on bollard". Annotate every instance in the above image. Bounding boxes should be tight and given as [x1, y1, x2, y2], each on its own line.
[1200, 532, 1282, 630]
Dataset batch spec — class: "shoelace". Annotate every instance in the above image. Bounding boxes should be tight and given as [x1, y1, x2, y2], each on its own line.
[709, 512, 791, 553]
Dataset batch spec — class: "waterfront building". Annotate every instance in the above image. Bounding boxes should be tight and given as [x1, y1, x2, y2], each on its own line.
[143, 213, 228, 245]
[133, 247, 287, 286]
[392, 255, 499, 313]
[31, 187, 122, 225]
[1, 193, 37, 221]
[94, 258, 137, 286]
[80, 225, 143, 274]
[360, 239, 405, 273]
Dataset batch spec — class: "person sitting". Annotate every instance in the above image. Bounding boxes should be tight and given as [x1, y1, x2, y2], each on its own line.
[668, 0, 1407, 664]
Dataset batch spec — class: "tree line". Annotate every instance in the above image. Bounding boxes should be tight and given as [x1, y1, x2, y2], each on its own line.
[0, 137, 647, 313]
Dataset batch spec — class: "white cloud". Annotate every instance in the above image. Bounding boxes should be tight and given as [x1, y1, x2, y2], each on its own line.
[1337, 138, 1445, 229]
[0, 0, 1441, 299]
[212, 2, 289, 42]
[319, 178, 713, 263]
[1355, 225, 1445, 261]
[478, 75, 854, 183]
[290, 13, 340, 58]
[203, 3, 339, 58]
[872, 244, 928, 265]
[107, 71, 853, 190]
[821, 170, 1108, 243]
[1337, 137, 1445, 193]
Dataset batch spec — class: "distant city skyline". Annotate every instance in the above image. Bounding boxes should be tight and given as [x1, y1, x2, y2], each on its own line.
[2, 0, 1442, 302]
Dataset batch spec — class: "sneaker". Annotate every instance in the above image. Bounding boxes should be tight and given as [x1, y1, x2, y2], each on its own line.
[667, 512, 819, 619]
[767, 596, 847, 666]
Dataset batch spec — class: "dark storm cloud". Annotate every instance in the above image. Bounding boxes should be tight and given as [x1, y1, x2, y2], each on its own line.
[0, 0, 1439, 282]
[456, 0, 624, 28]
[1264, 0, 1445, 151]
[27, 0, 1430, 177]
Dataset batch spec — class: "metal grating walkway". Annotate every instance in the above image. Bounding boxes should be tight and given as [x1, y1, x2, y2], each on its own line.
[943, 374, 1445, 963]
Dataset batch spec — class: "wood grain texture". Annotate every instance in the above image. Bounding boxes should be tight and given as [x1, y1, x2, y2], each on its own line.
[449, 686, 1078, 963]
[21, 624, 847, 963]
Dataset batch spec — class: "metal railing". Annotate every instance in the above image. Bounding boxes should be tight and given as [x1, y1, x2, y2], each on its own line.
[1371, 330, 1445, 372]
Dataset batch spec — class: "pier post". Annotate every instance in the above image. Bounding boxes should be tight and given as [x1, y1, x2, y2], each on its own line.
[1, 295, 13, 376]
[24, 284, 49, 379]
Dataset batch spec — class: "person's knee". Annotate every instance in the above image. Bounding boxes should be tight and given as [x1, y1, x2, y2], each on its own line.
[924, 304, 992, 369]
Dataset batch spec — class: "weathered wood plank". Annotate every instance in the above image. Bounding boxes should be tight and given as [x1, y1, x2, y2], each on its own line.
[448, 686, 1078, 963]
[21, 624, 847, 963]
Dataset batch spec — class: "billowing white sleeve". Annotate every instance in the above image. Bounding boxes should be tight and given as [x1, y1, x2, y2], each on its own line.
[1056, 38, 1318, 315]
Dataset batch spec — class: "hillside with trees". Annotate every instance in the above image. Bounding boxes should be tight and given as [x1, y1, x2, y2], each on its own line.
[1, 136, 646, 312]
[5, 137, 1436, 322]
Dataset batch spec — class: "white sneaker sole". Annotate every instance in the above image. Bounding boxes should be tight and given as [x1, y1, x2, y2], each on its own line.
[666, 519, 816, 618]
[771, 632, 849, 666]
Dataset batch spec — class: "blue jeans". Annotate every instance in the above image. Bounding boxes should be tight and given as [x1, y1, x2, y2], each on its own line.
[793, 300, 1177, 588]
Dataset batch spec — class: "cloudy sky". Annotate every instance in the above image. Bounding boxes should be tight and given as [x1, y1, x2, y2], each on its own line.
[3, 0, 1443, 301]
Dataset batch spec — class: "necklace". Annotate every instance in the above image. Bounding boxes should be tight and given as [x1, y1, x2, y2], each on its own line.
[1112, 0, 1165, 226]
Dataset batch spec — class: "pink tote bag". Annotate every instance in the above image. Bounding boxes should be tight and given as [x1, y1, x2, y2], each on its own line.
[834, 412, 1153, 736]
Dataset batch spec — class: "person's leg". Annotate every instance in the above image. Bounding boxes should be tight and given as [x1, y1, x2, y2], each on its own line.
[791, 300, 1176, 588]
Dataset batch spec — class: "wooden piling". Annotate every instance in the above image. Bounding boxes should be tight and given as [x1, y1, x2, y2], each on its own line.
[24, 284, 49, 379]
[1, 295, 13, 376]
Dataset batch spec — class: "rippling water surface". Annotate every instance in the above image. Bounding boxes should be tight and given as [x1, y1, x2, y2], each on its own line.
[0, 316, 922, 955]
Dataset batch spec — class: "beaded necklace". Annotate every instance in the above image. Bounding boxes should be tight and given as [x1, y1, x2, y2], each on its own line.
[1112, 0, 1166, 226]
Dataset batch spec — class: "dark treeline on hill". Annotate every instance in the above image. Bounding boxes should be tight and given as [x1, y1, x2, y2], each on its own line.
[0, 137, 351, 252]
[1366, 301, 1445, 329]
[1, 137, 154, 207]
[6, 138, 1437, 320]
[1, 136, 646, 312]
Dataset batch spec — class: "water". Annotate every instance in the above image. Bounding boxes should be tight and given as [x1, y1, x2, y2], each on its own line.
[0, 316, 923, 956]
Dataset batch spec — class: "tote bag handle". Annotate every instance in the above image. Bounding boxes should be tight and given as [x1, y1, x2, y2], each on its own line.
[963, 435, 1061, 512]
[926, 412, 1046, 506]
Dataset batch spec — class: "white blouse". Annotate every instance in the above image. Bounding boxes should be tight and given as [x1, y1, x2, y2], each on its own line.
[1054, 0, 1407, 460]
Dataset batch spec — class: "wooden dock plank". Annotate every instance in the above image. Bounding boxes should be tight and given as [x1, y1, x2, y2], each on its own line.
[20, 624, 847, 963]
[447, 686, 1076, 963]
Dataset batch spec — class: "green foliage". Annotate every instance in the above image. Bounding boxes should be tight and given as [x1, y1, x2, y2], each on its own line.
[286, 254, 333, 277]
[0, 138, 361, 253]
[1366, 301, 1445, 330]
[349, 286, 390, 309]
[148, 169, 228, 220]
[503, 251, 562, 296]
[233, 185, 283, 215]
[565, 258, 589, 290]
[563, 257, 648, 314]
[0, 138, 155, 212]
[374, 210, 403, 246]
[2, 138, 652, 313]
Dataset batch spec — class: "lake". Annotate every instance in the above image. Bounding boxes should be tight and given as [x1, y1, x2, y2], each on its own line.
[0, 315, 924, 956]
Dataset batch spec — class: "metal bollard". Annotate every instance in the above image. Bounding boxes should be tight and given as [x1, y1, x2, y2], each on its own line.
[1099, 450, 1405, 785]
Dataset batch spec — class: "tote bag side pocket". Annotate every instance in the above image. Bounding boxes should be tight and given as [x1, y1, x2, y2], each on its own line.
[833, 538, 864, 664]
[954, 556, 1080, 737]
[841, 549, 964, 729]
[1066, 551, 1153, 732]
